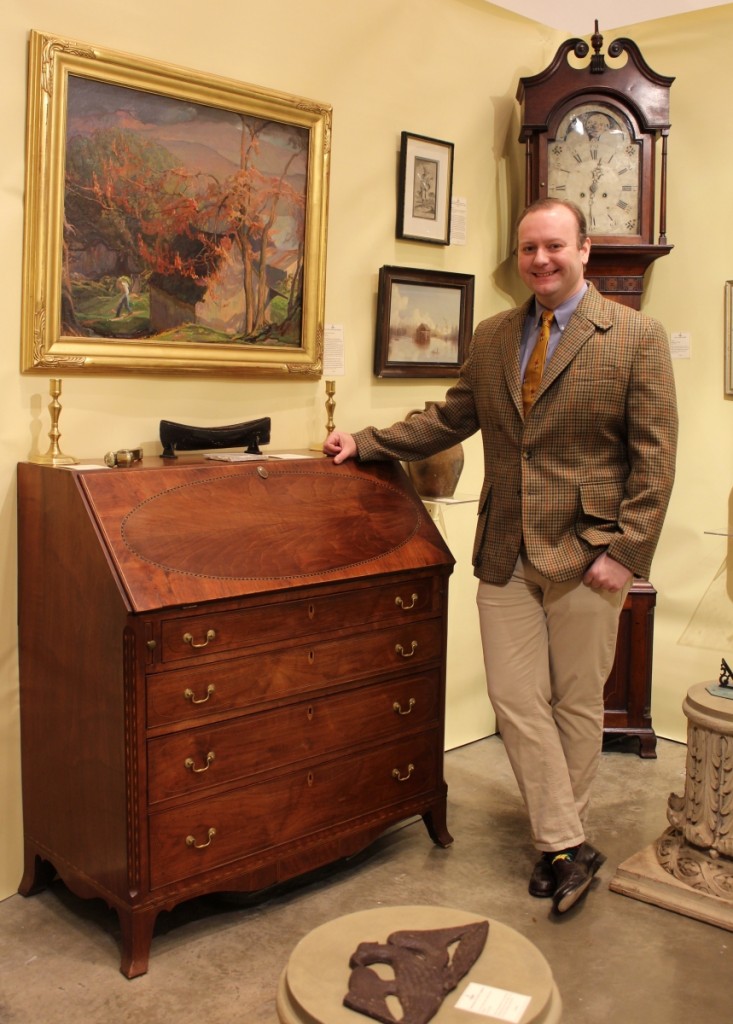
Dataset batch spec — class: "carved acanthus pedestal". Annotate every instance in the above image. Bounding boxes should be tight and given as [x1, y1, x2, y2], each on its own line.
[657, 685, 733, 896]
[610, 681, 733, 929]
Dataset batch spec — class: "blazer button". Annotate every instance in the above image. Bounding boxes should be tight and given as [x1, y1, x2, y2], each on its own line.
[522, 450, 532, 460]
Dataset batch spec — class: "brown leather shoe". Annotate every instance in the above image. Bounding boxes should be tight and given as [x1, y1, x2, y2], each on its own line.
[551, 843, 606, 914]
[528, 855, 555, 898]
[576, 841, 606, 874]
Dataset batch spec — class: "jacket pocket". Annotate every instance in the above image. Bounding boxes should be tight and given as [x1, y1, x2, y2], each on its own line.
[472, 482, 492, 565]
[577, 481, 624, 542]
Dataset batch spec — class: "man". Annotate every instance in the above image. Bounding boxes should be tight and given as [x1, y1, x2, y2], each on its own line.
[114, 276, 132, 318]
[324, 198, 678, 914]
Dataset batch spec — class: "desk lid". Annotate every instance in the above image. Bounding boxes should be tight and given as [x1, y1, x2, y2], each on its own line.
[73, 457, 454, 611]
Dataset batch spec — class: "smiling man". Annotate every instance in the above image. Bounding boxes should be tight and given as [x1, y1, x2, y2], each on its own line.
[516, 199, 590, 309]
[324, 198, 678, 914]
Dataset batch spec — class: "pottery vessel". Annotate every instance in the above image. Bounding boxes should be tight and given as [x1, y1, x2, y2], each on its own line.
[405, 403, 464, 499]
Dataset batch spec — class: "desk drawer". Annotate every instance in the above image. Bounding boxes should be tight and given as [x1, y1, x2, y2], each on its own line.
[148, 730, 439, 888]
[148, 671, 440, 803]
[157, 576, 439, 664]
[147, 618, 443, 728]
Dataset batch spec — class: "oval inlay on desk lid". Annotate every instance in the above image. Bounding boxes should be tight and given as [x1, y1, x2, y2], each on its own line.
[120, 466, 421, 580]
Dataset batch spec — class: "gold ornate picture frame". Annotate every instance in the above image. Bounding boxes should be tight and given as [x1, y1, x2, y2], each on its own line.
[21, 31, 331, 378]
[726, 281, 733, 396]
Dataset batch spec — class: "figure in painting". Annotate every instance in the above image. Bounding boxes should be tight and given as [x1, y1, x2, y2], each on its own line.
[114, 276, 132, 318]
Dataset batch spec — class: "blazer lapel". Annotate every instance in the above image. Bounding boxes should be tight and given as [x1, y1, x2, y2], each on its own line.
[535, 284, 614, 400]
[501, 299, 532, 418]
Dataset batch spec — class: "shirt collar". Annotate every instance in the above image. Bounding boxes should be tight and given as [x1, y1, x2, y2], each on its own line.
[534, 282, 588, 332]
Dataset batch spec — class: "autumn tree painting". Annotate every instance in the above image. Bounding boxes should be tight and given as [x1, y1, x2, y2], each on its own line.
[63, 76, 309, 347]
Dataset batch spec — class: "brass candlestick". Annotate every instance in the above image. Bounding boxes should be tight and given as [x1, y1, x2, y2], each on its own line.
[325, 379, 336, 436]
[31, 378, 77, 466]
[310, 379, 337, 451]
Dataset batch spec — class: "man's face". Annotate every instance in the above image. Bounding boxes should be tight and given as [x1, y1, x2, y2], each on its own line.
[516, 206, 591, 309]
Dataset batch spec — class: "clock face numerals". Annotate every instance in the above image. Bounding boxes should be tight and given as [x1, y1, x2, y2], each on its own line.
[547, 103, 641, 236]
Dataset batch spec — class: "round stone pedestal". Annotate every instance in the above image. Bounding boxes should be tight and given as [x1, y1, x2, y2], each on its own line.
[657, 682, 733, 899]
[610, 681, 733, 928]
[276, 905, 561, 1024]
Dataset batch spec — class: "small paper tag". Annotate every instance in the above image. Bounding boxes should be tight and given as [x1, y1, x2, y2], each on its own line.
[454, 982, 531, 1022]
[707, 685, 733, 701]
[204, 453, 268, 462]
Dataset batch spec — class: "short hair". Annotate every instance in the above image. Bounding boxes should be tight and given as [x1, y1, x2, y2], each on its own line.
[515, 198, 588, 247]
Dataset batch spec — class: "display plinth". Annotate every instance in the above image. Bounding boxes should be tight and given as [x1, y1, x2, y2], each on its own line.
[609, 845, 733, 931]
[276, 906, 561, 1024]
[610, 681, 733, 930]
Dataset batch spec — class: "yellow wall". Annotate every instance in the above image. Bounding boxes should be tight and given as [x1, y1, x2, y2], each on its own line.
[1, 0, 731, 899]
[618, 7, 733, 740]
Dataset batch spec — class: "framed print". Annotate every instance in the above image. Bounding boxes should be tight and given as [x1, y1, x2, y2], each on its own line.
[396, 132, 454, 245]
[726, 282, 733, 396]
[21, 31, 331, 378]
[374, 265, 474, 379]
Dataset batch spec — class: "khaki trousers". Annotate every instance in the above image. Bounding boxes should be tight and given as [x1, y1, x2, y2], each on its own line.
[476, 552, 630, 852]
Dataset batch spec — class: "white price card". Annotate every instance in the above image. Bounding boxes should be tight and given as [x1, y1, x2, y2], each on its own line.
[324, 324, 345, 376]
[450, 196, 467, 245]
[454, 982, 531, 1022]
[670, 332, 690, 359]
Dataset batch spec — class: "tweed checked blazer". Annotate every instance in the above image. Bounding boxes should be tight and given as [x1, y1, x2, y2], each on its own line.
[354, 284, 678, 585]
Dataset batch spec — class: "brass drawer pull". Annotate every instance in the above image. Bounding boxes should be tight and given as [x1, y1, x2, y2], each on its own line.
[395, 592, 418, 611]
[395, 641, 418, 658]
[186, 827, 216, 850]
[393, 698, 416, 716]
[184, 684, 215, 705]
[392, 763, 415, 782]
[183, 629, 216, 649]
[184, 751, 215, 773]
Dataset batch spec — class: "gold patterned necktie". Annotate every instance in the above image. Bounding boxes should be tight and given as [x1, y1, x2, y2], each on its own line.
[522, 310, 554, 416]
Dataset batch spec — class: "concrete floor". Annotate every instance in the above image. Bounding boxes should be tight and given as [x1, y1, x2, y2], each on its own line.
[1, 735, 730, 1023]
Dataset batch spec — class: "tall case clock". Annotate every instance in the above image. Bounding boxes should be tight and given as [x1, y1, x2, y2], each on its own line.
[517, 23, 674, 309]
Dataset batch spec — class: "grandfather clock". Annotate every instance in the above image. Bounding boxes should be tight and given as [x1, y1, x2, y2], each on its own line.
[516, 22, 674, 309]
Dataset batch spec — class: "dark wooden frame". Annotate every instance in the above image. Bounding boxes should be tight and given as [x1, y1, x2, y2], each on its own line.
[396, 132, 454, 245]
[374, 266, 474, 379]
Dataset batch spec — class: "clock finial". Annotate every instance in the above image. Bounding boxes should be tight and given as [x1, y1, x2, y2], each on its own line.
[590, 22, 606, 73]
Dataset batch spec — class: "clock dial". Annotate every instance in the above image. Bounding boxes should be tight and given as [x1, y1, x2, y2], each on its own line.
[547, 103, 641, 236]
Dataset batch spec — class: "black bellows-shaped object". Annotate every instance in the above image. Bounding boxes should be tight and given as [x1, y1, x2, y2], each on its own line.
[159, 417, 271, 459]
